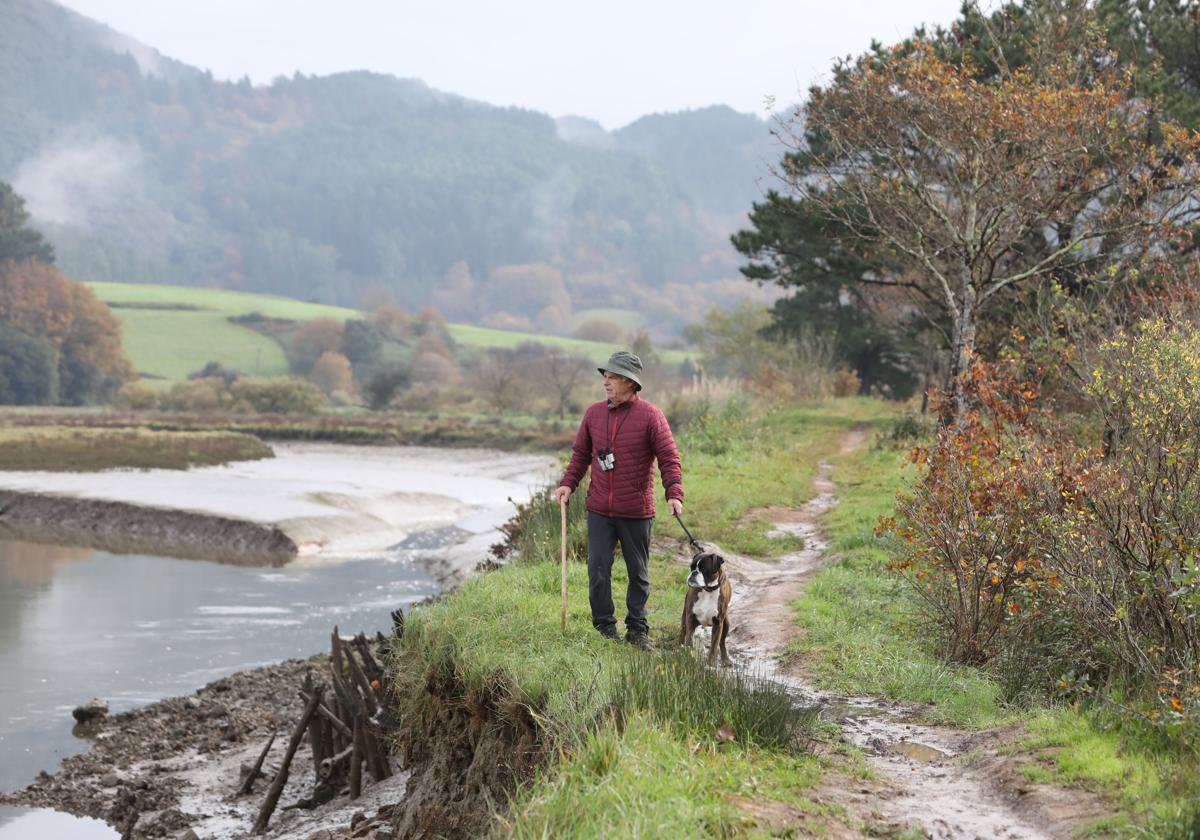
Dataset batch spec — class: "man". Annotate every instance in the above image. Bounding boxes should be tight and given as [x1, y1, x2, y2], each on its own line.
[554, 350, 684, 649]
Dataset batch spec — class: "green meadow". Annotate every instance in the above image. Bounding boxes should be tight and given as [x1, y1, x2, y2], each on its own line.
[89, 282, 683, 384]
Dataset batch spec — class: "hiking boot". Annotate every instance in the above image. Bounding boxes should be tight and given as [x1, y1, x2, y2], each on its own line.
[598, 626, 621, 641]
[625, 631, 652, 651]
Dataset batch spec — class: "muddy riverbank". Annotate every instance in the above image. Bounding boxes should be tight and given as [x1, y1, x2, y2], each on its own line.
[0, 646, 403, 839]
[0, 490, 298, 566]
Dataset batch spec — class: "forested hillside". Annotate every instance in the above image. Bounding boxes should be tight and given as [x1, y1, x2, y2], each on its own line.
[0, 0, 773, 334]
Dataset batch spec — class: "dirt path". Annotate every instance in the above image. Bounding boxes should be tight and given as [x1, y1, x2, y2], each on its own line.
[709, 425, 1098, 839]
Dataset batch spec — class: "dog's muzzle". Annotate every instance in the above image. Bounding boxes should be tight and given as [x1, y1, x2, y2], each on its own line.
[686, 570, 707, 589]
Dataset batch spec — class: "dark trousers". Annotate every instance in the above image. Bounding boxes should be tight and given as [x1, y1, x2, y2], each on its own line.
[587, 511, 653, 635]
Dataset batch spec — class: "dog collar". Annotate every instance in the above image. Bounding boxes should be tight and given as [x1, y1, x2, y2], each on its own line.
[690, 571, 724, 592]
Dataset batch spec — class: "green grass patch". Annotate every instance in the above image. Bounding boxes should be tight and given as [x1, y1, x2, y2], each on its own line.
[501, 714, 830, 839]
[90, 282, 688, 383]
[113, 307, 291, 382]
[572, 307, 647, 330]
[1005, 709, 1200, 837]
[89, 281, 361, 321]
[0, 427, 272, 471]
[787, 419, 1007, 727]
[675, 398, 893, 558]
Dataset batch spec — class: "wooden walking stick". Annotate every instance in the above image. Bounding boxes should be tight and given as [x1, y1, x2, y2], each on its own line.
[560, 496, 568, 631]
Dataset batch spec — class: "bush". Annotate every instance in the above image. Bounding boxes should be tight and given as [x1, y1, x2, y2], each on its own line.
[113, 381, 158, 411]
[161, 378, 229, 412]
[891, 324, 1200, 724]
[231, 376, 325, 414]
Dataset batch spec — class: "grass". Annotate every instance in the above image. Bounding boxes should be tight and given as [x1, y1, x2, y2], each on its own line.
[387, 397, 890, 837]
[674, 398, 895, 558]
[499, 714, 831, 839]
[787, 436, 1006, 727]
[572, 307, 647, 330]
[89, 281, 688, 384]
[0, 427, 272, 471]
[788, 415, 1200, 837]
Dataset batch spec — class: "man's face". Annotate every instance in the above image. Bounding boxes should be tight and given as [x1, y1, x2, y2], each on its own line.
[603, 371, 636, 404]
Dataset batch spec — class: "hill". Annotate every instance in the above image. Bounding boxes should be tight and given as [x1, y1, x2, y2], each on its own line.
[1, 0, 774, 336]
[89, 282, 682, 383]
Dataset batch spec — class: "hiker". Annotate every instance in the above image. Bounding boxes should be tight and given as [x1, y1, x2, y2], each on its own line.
[554, 350, 684, 649]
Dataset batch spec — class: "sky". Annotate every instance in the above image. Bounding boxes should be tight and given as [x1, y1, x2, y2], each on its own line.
[56, 0, 966, 129]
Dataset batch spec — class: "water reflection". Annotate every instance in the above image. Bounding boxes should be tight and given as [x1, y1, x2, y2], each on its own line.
[0, 806, 117, 839]
[0, 541, 438, 794]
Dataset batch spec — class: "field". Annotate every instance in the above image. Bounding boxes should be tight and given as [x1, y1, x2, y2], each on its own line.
[89, 282, 686, 385]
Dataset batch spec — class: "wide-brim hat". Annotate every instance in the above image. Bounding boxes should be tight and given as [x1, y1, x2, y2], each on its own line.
[598, 350, 643, 390]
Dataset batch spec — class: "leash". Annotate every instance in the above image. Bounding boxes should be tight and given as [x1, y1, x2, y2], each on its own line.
[673, 511, 703, 551]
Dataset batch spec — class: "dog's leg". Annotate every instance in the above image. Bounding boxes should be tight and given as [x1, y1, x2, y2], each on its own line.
[707, 621, 719, 665]
[679, 603, 691, 647]
[718, 614, 732, 666]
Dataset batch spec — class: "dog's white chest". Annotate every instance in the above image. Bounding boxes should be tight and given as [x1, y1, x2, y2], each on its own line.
[691, 588, 720, 626]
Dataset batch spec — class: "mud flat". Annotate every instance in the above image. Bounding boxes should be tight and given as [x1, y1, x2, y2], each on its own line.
[0, 442, 555, 580]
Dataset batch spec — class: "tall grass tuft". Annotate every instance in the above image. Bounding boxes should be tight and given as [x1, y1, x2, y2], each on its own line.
[491, 478, 590, 566]
[610, 649, 814, 751]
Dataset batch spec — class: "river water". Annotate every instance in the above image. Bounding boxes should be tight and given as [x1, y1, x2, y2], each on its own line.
[0, 444, 554, 838]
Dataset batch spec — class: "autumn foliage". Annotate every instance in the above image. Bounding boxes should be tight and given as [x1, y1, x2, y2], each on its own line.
[889, 324, 1200, 742]
[0, 258, 133, 404]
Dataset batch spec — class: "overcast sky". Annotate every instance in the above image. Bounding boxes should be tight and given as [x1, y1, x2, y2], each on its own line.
[57, 0, 965, 129]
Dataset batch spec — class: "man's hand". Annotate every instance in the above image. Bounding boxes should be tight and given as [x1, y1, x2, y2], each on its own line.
[668, 498, 683, 517]
[554, 486, 572, 505]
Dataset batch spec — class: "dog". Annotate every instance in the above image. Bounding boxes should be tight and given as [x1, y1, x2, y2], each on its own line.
[679, 547, 732, 666]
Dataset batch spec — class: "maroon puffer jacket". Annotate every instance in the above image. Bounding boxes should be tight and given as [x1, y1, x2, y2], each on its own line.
[559, 395, 684, 519]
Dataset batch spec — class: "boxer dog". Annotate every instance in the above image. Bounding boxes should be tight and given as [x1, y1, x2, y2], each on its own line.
[679, 548, 732, 666]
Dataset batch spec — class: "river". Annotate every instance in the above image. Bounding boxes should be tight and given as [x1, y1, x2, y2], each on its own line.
[0, 444, 554, 838]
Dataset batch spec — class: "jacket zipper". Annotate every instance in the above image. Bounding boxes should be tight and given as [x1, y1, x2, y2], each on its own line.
[606, 409, 614, 516]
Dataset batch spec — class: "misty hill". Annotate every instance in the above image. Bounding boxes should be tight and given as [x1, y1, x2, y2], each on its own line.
[1, 0, 775, 334]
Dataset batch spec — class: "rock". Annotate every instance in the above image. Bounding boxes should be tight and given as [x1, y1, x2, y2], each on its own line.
[100, 771, 121, 787]
[72, 698, 109, 723]
[185, 697, 201, 710]
[175, 830, 200, 840]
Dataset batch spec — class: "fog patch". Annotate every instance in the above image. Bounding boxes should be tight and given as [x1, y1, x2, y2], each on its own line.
[13, 135, 142, 228]
[555, 116, 614, 149]
[97, 29, 167, 78]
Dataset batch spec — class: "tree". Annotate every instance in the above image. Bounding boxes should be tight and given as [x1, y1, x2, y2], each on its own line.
[311, 351, 355, 398]
[0, 259, 133, 404]
[0, 182, 54, 264]
[288, 318, 344, 375]
[473, 348, 522, 412]
[0, 325, 58, 405]
[363, 365, 409, 410]
[732, 189, 920, 396]
[537, 349, 591, 419]
[785, 33, 1199, 421]
[342, 319, 383, 375]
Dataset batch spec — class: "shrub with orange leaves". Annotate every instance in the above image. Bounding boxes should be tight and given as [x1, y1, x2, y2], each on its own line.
[891, 321, 1200, 718]
[886, 352, 1071, 682]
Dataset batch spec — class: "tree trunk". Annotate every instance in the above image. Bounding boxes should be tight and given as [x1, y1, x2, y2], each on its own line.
[948, 285, 977, 427]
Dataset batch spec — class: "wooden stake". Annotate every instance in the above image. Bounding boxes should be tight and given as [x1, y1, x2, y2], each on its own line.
[560, 497, 568, 632]
[349, 716, 363, 801]
[253, 684, 323, 835]
[238, 731, 277, 796]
